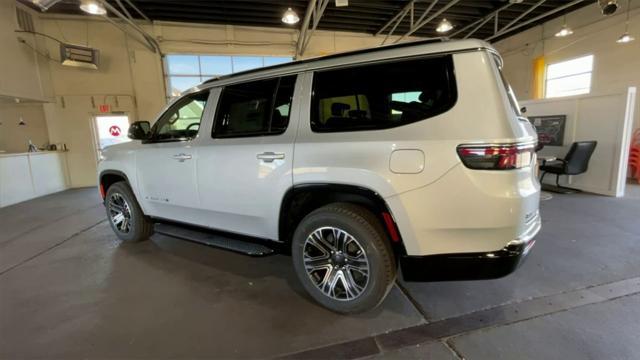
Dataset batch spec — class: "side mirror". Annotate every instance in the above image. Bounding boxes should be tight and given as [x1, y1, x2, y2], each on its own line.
[128, 121, 151, 140]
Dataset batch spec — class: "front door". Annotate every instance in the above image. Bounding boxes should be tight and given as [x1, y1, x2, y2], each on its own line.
[136, 90, 211, 223]
[196, 75, 299, 240]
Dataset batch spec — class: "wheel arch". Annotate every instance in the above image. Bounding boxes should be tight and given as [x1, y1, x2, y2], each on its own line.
[99, 170, 131, 199]
[278, 183, 406, 255]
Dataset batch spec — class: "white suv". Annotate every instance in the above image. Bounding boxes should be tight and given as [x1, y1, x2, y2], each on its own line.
[98, 39, 541, 314]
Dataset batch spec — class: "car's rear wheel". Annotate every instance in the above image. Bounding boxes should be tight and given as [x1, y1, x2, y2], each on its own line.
[105, 181, 154, 242]
[292, 203, 396, 314]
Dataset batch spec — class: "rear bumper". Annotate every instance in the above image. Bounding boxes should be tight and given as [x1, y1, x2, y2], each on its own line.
[400, 216, 540, 282]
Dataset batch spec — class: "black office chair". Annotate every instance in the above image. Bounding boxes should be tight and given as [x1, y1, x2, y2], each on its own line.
[539, 141, 597, 191]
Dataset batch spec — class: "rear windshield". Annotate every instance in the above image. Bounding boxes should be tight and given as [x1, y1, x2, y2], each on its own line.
[311, 55, 457, 132]
[493, 55, 522, 116]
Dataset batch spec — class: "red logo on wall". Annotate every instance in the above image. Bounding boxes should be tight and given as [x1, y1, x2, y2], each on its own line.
[109, 125, 122, 137]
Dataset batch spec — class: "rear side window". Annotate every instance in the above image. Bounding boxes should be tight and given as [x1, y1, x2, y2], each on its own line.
[311, 56, 457, 132]
[213, 75, 296, 138]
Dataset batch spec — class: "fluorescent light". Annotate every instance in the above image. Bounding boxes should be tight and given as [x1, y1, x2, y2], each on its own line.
[555, 25, 573, 37]
[282, 8, 300, 24]
[80, 0, 107, 15]
[436, 18, 453, 33]
[616, 32, 635, 43]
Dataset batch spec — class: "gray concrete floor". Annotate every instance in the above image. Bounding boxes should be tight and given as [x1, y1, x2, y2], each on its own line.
[0, 187, 639, 359]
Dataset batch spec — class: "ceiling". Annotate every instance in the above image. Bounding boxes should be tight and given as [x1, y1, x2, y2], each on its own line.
[21, 0, 593, 42]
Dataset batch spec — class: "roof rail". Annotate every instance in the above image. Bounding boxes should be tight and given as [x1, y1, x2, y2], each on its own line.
[203, 37, 448, 84]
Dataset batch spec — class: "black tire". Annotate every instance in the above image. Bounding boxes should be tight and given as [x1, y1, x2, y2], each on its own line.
[292, 203, 396, 314]
[105, 181, 154, 242]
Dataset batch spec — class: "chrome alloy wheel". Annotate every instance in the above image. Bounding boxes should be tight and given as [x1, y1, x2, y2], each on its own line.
[108, 193, 132, 234]
[303, 227, 370, 301]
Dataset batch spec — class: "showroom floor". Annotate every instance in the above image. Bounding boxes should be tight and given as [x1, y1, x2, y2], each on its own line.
[1, 187, 639, 359]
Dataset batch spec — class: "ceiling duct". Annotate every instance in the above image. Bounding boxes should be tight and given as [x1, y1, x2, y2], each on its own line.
[598, 0, 619, 15]
[59, 43, 100, 70]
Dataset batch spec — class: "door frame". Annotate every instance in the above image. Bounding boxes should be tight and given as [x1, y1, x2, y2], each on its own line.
[90, 112, 133, 162]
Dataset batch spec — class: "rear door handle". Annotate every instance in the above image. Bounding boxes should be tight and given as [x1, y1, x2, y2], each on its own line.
[172, 153, 192, 162]
[257, 152, 285, 162]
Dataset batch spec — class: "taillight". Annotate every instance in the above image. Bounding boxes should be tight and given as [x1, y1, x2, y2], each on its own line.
[457, 143, 535, 170]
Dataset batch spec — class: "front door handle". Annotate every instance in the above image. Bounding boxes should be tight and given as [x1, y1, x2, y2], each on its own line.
[172, 153, 192, 162]
[257, 152, 285, 162]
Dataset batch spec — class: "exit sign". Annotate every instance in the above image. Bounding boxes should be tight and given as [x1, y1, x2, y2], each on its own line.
[98, 104, 110, 113]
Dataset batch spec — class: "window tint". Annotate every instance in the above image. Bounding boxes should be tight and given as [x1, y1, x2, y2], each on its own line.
[311, 56, 457, 132]
[151, 91, 209, 142]
[272, 76, 296, 133]
[213, 75, 296, 137]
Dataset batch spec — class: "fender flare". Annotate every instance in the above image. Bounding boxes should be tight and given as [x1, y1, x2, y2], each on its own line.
[278, 183, 404, 252]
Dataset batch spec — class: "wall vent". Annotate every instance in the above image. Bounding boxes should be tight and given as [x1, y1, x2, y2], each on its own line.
[59, 43, 100, 70]
[15, 7, 35, 33]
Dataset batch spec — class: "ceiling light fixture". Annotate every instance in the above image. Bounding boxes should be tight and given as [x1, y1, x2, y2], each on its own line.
[555, 24, 574, 37]
[617, 0, 636, 43]
[79, 0, 107, 15]
[436, 18, 453, 33]
[282, 7, 300, 24]
[555, 16, 573, 37]
[617, 32, 636, 43]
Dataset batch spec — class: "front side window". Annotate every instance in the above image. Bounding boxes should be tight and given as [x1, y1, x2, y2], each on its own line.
[311, 56, 457, 132]
[150, 91, 209, 142]
[545, 55, 594, 98]
[213, 75, 296, 138]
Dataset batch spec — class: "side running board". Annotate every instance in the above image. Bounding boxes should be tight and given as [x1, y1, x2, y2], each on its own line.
[154, 223, 275, 257]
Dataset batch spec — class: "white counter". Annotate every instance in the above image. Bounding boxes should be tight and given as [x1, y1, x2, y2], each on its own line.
[0, 151, 69, 207]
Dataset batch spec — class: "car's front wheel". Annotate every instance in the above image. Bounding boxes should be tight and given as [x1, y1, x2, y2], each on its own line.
[105, 181, 154, 242]
[292, 203, 396, 314]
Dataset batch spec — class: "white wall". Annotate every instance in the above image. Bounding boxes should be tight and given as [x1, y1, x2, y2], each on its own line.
[0, 102, 50, 153]
[493, 2, 640, 131]
[0, 0, 53, 101]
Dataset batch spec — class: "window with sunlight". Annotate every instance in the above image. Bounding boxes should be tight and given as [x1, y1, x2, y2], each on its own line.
[164, 55, 292, 98]
[545, 55, 594, 98]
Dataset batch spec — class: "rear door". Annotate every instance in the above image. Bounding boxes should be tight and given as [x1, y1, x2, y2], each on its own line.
[196, 75, 300, 240]
[293, 56, 460, 197]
